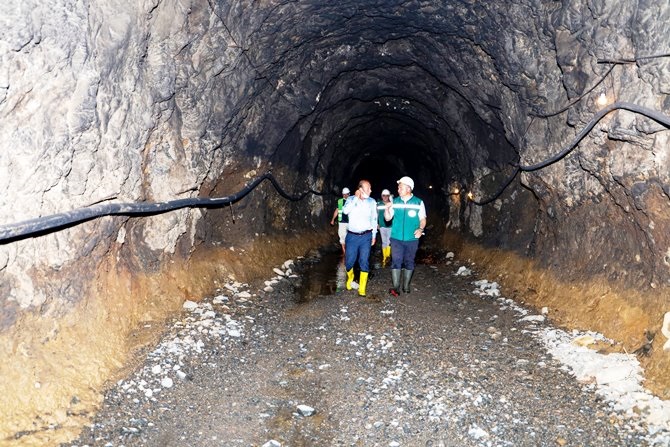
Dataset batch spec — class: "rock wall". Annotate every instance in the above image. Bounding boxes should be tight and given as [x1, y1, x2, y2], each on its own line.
[513, 1, 670, 287]
[5, 0, 668, 319]
[1, 0, 669, 444]
[0, 0, 317, 311]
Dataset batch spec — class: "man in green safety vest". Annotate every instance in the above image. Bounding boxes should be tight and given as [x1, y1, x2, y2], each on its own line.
[383, 176, 426, 296]
[330, 187, 351, 254]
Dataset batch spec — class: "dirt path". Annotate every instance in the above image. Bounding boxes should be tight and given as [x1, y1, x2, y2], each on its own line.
[64, 251, 655, 447]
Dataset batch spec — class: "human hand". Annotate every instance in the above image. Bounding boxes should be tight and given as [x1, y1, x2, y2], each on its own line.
[330, 220, 334, 226]
[371, 237, 376, 246]
[414, 229, 424, 238]
[384, 201, 393, 209]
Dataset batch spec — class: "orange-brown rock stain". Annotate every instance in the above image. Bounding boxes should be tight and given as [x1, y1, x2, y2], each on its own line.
[0, 230, 331, 447]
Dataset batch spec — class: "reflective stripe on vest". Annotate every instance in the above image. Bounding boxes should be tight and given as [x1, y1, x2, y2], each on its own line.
[391, 203, 422, 210]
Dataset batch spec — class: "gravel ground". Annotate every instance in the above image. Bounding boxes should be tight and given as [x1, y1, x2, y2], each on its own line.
[63, 250, 660, 447]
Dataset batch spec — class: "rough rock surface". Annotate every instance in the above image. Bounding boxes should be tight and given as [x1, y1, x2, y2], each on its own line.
[1, 1, 669, 444]
[1, 0, 668, 319]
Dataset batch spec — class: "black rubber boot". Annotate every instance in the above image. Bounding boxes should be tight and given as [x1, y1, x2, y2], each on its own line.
[389, 269, 401, 296]
[402, 269, 414, 293]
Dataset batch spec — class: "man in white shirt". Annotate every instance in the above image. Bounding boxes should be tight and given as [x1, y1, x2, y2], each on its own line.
[342, 179, 378, 297]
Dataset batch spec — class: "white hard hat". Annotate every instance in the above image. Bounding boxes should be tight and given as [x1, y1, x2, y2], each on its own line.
[381, 189, 391, 196]
[342, 187, 350, 194]
[397, 176, 414, 190]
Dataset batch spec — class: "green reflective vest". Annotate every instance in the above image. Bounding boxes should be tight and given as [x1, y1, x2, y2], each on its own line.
[377, 201, 391, 228]
[337, 198, 349, 223]
[390, 195, 423, 241]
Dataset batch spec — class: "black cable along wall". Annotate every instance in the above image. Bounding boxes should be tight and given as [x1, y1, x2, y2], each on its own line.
[1, 102, 669, 243]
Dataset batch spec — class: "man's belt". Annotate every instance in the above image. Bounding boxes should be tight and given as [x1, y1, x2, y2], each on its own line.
[347, 229, 372, 235]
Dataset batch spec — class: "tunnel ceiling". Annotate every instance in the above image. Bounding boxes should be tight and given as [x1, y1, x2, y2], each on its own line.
[1, 4, 670, 440]
[214, 0, 550, 193]
[2, 0, 668, 313]
[197, 0, 668, 286]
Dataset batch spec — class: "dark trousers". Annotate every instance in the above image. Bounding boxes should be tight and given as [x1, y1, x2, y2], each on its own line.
[390, 238, 419, 270]
[345, 232, 372, 272]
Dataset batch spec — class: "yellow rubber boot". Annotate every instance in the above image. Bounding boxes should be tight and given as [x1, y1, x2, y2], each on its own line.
[358, 271, 369, 296]
[346, 269, 355, 290]
[382, 246, 391, 266]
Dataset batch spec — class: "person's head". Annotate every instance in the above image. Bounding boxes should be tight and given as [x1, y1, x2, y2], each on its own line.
[342, 187, 350, 197]
[381, 189, 391, 202]
[396, 176, 414, 198]
[357, 180, 372, 199]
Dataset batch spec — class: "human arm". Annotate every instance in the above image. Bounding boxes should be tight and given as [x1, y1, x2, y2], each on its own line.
[341, 196, 355, 214]
[413, 201, 427, 238]
[383, 200, 394, 221]
[413, 217, 427, 238]
[370, 200, 378, 245]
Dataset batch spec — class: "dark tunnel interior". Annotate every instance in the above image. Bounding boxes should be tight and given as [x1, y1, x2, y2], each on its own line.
[4, 2, 670, 443]
[236, 4, 527, 229]
[218, 0, 668, 290]
[288, 86, 520, 231]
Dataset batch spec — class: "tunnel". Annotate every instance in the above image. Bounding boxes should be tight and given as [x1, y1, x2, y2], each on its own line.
[1, 0, 670, 445]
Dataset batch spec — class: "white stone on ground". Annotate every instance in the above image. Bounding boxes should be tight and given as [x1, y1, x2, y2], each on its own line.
[182, 300, 198, 310]
[455, 266, 471, 276]
[297, 404, 316, 416]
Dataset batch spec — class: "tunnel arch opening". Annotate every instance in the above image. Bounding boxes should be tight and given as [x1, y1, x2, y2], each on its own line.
[3, 3, 670, 445]
[275, 72, 523, 241]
